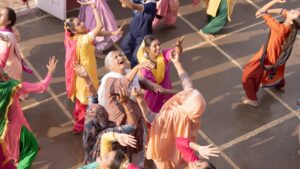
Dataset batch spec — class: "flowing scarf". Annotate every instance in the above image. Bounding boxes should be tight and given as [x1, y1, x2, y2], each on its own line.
[0, 79, 20, 140]
[137, 41, 165, 84]
[64, 30, 77, 100]
[98, 70, 140, 106]
[260, 23, 298, 80]
[0, 28, 33, 74]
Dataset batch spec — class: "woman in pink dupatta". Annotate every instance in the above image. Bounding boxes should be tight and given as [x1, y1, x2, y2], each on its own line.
[79, 0, 121, 56]
[133, 51, 206, 169]
[0, 7, 32, 82]
[152, 0, 200, 28]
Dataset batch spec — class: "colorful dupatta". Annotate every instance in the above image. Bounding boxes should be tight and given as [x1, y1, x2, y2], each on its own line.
[137, 43, 165, 84]
[64, 30, 77, 100]
[0, 79, 20, 161]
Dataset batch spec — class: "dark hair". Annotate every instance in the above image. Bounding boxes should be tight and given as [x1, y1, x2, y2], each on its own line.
[4, 7, 16, 29]
[109, 150, 126, 169]
[144, 35, 157, 48]
[64, 17, 76, 36]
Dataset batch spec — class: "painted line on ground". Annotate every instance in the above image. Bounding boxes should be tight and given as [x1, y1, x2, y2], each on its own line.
[178, 5, 299, 155]
[22, 56, 73, 121]
[198, 131, 241, 169]
[22, 92, 66, 111]
[219, 112, 295, 150]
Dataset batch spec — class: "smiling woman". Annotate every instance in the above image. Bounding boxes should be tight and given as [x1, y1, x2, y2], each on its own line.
[136, 35, 183, 113]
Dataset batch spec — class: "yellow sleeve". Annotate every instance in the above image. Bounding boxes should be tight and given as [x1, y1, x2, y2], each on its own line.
[100, 132, 117, 158]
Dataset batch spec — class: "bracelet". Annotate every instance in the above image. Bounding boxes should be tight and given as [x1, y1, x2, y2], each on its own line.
[280, 9, 285, 15]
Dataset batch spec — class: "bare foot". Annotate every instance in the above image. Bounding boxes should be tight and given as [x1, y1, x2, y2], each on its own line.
[200, 30, 215, 40]
[241, 96, 258, 107]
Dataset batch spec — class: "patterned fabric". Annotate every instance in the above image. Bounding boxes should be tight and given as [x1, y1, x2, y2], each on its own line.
[83, 96, 136, 164]
[102, 77, 145, 154]
[0, 79, 19, 137]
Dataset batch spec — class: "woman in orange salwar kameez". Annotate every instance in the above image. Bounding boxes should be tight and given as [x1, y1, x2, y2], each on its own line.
[242, 0, 300, 107]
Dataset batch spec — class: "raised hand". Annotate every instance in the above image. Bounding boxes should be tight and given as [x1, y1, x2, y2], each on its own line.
[46, 56, 58, 74]
[116, 133, 137, 148]
[131, 87, 144, 99]
[170, 50, 180, 63]
[112, 20, 127, 35]
[73, 63, 89, 80]
[174, 36, 184, 55]
[197, 144, 220, 159]
[117, 88, 129, 104]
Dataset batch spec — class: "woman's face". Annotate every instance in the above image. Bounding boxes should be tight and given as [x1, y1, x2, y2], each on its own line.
[0, 8, 10, 28]
[110, 51, 127, 72]
[99, 151, 116, 169]
[146, 39, 161, 59]
[71, 18, 86, 34]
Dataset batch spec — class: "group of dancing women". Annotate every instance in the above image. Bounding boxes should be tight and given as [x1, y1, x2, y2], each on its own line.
[0, 0, 299, 168]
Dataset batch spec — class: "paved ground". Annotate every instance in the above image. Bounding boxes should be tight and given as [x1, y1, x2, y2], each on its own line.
[1, 0, 300, 168]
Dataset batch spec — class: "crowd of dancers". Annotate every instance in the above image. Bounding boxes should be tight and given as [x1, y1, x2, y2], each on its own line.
[0, 0, 299, 169]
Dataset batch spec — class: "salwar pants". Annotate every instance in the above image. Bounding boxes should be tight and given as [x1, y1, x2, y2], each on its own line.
[202, 0, 228, 34]
[73, 99, 87, 133]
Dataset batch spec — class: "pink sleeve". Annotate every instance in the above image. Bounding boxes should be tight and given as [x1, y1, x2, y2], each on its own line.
[162, 48, 175, 63]
[176, 137, 199, 163]
[18, 73, 52, 95]
[0, 46, 10, 68]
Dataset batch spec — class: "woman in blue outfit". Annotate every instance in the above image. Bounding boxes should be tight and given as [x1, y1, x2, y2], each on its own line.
[119, 0, 157, 67]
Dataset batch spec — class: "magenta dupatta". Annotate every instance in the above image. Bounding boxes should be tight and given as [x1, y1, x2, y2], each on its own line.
[64, 30, 77, 99]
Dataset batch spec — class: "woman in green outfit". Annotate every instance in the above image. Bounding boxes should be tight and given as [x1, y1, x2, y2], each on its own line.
[200, 0, 234, 39]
